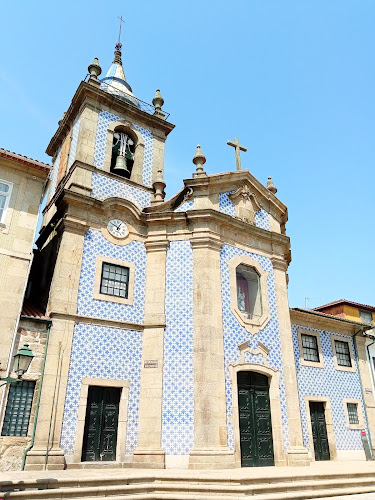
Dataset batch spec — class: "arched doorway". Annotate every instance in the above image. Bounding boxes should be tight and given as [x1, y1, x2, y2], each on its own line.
[237, 371, 274, 467]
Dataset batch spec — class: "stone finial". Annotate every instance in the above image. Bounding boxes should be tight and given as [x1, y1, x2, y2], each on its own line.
[153, 89, 165, 118]
[151, 168, 166, 204]
[58, 112, 66, 127]
[192, 145, 207, 177]
[88, 58, 102, 79]
[266, 176, 277, 194]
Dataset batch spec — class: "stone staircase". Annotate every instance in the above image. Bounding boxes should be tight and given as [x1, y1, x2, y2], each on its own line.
[2, 464, 375, 499]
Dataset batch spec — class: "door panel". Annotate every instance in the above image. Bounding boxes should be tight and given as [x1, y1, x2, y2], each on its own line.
[238, 372, 274, 467]
[309, 401, 330, 461]
[81, 386, 120, 462]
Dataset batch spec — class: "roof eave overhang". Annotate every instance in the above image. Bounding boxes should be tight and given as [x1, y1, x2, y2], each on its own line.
[290, 308, 372, 336]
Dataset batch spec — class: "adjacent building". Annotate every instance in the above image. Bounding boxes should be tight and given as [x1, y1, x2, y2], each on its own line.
[0, 149, 50, 470]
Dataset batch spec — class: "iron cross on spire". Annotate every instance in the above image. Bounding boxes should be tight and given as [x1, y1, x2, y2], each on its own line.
[227, 137, 247, 171]
[116, 15, 125, 51]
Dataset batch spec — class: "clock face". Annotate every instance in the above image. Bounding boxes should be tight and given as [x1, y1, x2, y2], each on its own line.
[107, 219, 129, 239]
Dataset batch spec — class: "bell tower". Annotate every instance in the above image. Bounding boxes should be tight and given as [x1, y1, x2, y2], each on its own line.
[45, 41, 174, 212]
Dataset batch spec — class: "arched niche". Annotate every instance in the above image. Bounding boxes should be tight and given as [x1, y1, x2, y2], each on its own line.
[103, 120, 145, 185]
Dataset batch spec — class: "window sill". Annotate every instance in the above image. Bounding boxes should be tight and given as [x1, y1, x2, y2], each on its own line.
[299, 358, 324, 369]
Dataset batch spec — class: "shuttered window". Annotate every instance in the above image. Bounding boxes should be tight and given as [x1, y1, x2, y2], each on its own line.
[1, 381, 35, 436]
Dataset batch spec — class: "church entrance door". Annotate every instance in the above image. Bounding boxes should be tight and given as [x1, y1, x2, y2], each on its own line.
[309, 401, 330, 461]
[81, 386, 121, 462]
[237, 371, 274, 467]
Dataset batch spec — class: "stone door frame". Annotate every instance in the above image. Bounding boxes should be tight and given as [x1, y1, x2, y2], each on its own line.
[73, 377, 130, 464]
[304, 395, 337, 461]
[229, 362, 286, 467]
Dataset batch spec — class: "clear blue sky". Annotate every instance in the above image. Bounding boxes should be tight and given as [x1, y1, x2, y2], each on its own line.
[1, 1, 374, 308]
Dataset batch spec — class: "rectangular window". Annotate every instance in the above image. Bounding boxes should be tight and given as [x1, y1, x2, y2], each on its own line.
[1, 381, 35, 436]
[100, 262, 129, 299]
[335, 340, 352, 367]
[301, 334, 320, 362]
[0, 180, 12, 223]
[347, 402, 359, 425]
[359, 310, 374, 325]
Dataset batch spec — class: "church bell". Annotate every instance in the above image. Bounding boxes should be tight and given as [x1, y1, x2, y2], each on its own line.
[113, 154, 129, 175]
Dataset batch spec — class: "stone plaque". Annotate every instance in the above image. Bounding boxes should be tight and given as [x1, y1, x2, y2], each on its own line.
[144, 360, 158, 368]
[365, 387, 373, 394]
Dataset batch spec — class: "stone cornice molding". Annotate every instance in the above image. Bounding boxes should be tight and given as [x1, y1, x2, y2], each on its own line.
[47, 82, 175, 157]
[271, 257, 289, 272]
[49, 311, 165, 331]
[144, 240, 169, 253]
[190, 234, 222, 251]
[55, 217, 89, 237]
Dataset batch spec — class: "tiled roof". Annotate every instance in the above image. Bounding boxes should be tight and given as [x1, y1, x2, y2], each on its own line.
[0, 148, 51, 172]
[314, 299, 375, 312]
[21, 300, 50, 320]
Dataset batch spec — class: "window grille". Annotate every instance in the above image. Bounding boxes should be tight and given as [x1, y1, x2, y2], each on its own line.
[335, 340, 352, 367]
[100, 262, 129, 299]
[301, 334, 320, 362]
[1, 381, 35, 436]
[347, 403, 359, 425]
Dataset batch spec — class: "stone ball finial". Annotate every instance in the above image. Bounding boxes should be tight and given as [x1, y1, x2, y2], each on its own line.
[153, 89, 164, 110]
[267, 176, 277, 194]
[88, 58, 102, 79]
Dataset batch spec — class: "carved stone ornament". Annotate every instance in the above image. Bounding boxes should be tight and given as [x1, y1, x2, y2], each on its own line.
[229, 185, 262, 224]
[237, 340, 270, 366]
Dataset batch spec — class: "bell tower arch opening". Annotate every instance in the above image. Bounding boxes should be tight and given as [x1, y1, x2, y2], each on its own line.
[110, 126, 137, 179]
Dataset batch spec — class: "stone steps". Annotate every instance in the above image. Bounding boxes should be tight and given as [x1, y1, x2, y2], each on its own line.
[2, 471, 375, 499]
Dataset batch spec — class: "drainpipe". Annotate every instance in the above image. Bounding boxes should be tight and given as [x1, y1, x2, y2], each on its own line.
[353, 327, 374, 459]
[21, 318, 52, 470]
[364, 333, 375, 393]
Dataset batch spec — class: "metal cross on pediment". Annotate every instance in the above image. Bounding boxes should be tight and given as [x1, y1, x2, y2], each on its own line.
[227, 137, 247, 171]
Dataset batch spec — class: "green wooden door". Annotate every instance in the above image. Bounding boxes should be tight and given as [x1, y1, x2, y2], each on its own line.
[81, 386, 120, 462]
[238, 372, 274, 467]
[309, 401, 330, 461]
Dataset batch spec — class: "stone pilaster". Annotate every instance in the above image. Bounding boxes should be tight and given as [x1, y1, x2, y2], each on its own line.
[354, 335, 375, 455]
[25, 221, 86, 470]
[188, 235, 234, 469]
[271, 257, 310, 466]
[133, 240, 168, 468]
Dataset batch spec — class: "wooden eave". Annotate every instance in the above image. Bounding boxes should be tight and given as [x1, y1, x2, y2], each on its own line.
[290, 308, 372, 336]
[46, 81, 175, 157]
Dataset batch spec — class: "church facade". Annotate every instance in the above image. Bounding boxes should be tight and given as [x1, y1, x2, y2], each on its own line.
[1, 41, 374, 471]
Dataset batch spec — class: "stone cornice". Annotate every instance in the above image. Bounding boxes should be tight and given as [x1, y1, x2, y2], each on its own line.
[50, 311, 165, 331]
[145, 240, 169, 252]
[46, 82, 175, 157]
[271, 257, 289, 272]
[190, 234, 222, 251]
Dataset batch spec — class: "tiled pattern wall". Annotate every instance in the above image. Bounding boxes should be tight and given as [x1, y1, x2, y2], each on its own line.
[175, 200, 194, 212]
[48, 147, 62, 200]
[162, 241, 195, 455]
[90, 173, 151, 210]
[220, 245, 290, 451]
[93, 110, 153, 187]
[292, 325, 366, 451]
[67, 115, 81, 170]
[77, 229, 146, 324]
[219, 192, 270, 230]
[60, 323, 143, 455]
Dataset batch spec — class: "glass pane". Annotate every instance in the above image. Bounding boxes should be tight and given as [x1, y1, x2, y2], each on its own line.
[347, 403, 359, 424]
[359, 310, 374, 325]
[100, 262, 130, 299]
[0, 182, 9, 193]
[301, 334, 319, 362]
[335, 340, 352, 367]
[236, 265, 262, 319]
